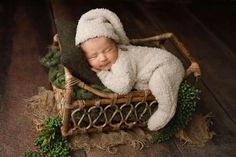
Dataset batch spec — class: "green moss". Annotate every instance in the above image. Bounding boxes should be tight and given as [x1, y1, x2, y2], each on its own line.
[40, 46, 111, 100]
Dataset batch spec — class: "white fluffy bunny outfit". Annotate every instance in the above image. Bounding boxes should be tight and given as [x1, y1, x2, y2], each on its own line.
[75, 8, 185, 131]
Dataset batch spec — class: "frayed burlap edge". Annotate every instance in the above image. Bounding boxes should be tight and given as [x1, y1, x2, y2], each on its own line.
[24, 87, 59, 130]
[68, 128, 151, 154]
[24, 87, 214, 154]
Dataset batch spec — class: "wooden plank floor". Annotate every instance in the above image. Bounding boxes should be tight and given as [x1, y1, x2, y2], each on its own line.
[0, 0, 236, 156]
[0, 0, 55, 156]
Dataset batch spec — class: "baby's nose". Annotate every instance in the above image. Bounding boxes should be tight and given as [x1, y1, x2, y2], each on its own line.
[99, 53, 107, 61]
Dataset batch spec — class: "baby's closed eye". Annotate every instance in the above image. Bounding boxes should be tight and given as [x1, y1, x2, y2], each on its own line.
[87, 54, 98, 59]
[104, 48, 112, 53]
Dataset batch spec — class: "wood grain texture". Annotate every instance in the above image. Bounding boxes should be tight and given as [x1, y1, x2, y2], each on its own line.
[134, 2, 236, 157]
[1, 0, 236, 156]
[135, 2, 236, 124]
[0, 0, 54, 156]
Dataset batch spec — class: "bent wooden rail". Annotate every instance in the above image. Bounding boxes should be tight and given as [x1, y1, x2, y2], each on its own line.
[53, 33, 201, 137]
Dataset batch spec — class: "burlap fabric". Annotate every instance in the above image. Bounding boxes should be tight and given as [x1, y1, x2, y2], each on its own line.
[24, 87, 214, 153]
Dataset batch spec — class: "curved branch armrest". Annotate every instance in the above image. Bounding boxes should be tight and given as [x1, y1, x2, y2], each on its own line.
[64, 67, 155, 99]
[64, 67, 120, 99]
[130, 32, 201, 81]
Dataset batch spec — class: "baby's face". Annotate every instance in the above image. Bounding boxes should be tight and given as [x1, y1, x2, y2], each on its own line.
[81, 37, 118, 71]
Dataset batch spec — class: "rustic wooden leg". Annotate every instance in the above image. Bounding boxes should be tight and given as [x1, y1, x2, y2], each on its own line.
[60, 67, 73, 136]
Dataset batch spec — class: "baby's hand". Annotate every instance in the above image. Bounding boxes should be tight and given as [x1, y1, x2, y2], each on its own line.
[91, 68, 101, 73]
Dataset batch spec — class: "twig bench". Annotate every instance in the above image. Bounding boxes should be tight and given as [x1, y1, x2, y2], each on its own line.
[52, 23, 200, 137]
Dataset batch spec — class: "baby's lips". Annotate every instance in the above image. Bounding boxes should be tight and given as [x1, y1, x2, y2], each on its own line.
[100, 62, 111, 69]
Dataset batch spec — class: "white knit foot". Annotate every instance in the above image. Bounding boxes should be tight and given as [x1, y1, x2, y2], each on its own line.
[147, 110, 170, 131]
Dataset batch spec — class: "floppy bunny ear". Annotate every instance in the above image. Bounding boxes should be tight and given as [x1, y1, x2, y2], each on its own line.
[75, 8, 129, 46]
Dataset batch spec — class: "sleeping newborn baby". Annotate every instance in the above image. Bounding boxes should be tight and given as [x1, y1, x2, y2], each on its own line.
[75, 8, 185, 131]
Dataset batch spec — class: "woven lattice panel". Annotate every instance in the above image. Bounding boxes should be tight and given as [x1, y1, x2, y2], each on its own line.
[70, 100, 158, 132]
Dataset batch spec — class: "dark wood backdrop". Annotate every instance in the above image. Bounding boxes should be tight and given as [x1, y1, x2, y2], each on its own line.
[0, 0, 235, 156]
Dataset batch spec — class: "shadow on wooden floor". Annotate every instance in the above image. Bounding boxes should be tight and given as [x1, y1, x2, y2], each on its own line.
[0, 0, 235, 156]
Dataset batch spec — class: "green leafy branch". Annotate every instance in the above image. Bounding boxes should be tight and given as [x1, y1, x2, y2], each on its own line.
[24, 117, 71, 157]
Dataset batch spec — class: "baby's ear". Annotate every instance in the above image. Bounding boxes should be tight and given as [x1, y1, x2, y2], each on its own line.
[55, 18, 102, 85]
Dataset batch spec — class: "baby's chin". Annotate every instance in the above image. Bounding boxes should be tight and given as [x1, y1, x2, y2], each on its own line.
[100, 64, 112, 71]
[101, 66, 111, 71]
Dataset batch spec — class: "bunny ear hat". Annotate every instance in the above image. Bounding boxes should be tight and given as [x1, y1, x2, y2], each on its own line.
[75, 8, 129, 46]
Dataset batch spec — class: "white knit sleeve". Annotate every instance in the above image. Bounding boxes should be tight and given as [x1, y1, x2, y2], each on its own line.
[97, 50, 136, 95]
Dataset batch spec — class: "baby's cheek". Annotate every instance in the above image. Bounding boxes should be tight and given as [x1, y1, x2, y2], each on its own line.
[88, 60, 97, 68]
[87, 60, 92, 66]
[110, 55, 118, 64]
